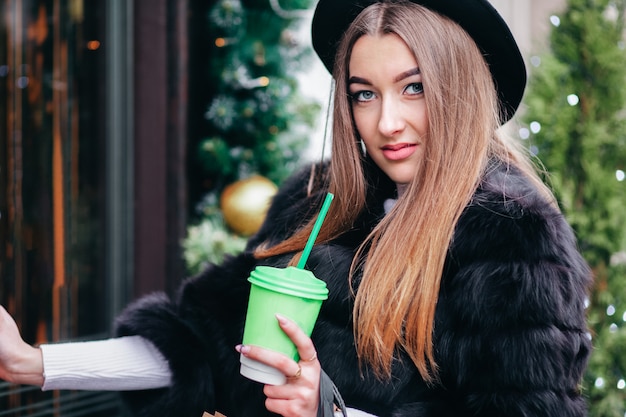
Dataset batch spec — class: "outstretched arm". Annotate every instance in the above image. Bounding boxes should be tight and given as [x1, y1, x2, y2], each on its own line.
[0, 305, 44, 386]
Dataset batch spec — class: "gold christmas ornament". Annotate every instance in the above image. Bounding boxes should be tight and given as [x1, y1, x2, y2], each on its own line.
[220, 175, 278, 236]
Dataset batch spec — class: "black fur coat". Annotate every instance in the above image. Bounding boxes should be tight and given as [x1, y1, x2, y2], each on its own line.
[115, 160, 592, 417]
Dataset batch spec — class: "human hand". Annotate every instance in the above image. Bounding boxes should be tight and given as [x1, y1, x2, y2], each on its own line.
[236, 314, 321, 417]
[0, 305, 44, 386]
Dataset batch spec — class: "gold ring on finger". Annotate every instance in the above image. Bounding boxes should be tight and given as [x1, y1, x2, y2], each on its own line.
[288, 365, 302, 379]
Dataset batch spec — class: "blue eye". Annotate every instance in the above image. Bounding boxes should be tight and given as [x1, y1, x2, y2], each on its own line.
[405, 82, 424, 95]
[351, 90, 376, 102]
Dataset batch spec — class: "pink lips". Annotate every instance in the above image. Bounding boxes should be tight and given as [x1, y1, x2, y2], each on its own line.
[381, 143, 417, 161]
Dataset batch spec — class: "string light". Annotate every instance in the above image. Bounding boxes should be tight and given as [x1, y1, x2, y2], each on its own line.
[530, 56, 541, 67]
[519, 128, 530, 140]
[550, 15, 561, 27]
[87, 40, 100, 50]
[530, 121, 541, 134]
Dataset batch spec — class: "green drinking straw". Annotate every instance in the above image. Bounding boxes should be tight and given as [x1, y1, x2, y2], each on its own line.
[296, 192, 334, 269]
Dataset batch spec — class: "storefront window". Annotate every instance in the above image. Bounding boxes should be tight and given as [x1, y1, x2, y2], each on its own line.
[0, 0, 127, 414]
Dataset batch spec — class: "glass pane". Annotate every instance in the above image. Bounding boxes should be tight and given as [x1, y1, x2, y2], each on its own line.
[0, 0, 123, 414]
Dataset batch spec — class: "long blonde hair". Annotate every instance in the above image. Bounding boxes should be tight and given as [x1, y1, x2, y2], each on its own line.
[256, 1, 552, 382]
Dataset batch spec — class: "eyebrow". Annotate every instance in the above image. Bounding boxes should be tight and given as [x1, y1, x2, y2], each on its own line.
[394, 67, 421, 82]
[348, 67, 421, 86]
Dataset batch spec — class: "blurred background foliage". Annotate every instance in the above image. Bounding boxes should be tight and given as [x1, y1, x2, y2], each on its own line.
[520, 0, 626, 415]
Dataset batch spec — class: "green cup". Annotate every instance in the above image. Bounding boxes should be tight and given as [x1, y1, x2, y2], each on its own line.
[240, 265, 329, 385]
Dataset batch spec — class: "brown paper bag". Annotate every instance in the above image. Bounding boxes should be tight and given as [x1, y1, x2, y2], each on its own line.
[202, 412, 227, 417]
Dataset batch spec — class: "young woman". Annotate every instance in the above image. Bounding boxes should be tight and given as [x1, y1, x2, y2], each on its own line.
[0, 1, 592, 416]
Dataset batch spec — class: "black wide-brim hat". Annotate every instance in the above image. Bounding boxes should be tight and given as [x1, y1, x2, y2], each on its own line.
[311, 0, 527, 122]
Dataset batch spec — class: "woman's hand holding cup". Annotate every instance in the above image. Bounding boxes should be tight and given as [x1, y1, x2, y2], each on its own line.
[237, 314, 321, 417]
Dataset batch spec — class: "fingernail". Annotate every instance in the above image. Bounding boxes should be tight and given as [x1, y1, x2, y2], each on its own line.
[275, 314, 288, 325]
[235, 344, 250, 355]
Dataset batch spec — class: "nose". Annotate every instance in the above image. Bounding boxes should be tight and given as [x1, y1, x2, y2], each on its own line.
[378, 97, 405, 137]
